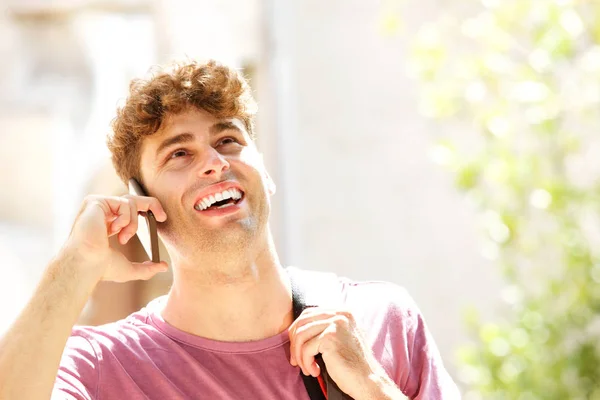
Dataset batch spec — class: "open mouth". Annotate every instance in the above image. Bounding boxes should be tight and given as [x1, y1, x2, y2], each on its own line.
[194, 188, 244, 212]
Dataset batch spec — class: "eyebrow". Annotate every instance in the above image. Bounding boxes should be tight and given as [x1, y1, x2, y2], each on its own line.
[155, 120, 244, 157]
[209, 120, 243, 135]
[155, 132, 195, 157]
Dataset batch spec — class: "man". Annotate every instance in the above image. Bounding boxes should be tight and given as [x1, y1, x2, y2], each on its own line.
[0, 60, 460, 399]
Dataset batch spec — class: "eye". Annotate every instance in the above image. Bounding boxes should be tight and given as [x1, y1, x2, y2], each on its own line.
[218, 137, 239, 146]
[170, 149, 189, 159]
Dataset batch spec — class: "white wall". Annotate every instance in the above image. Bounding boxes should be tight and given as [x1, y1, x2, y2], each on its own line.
[262, 0, 504, 382]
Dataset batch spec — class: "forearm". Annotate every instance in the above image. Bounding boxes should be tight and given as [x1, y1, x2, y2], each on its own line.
[362, 372, 409, 400]
[0, 249, 100, 400]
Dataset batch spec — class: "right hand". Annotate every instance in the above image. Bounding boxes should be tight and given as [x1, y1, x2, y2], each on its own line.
[63, 194, 168, 283]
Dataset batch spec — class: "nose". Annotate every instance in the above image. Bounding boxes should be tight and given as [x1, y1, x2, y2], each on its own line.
[198, 147, 230, 178]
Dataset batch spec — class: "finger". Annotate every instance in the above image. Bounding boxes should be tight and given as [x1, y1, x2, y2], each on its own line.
[294, 319, 328, 373]
[298, 308, 338, 324]
[117, 199, 139, 245]
[124, 195, 167, 222]
[122, 261, 169, 282]
[289, 309, 337, 348]
[298, 309, 355, 334]
[299, 331, 327, 377]
[289, 309, 337, 366]
[291, 319, 332, 373]
[289, 308, 337, 333]
[106, 198, 133, 236]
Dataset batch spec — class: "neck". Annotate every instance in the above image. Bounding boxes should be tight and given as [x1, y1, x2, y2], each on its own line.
[161, 231, 293, 342]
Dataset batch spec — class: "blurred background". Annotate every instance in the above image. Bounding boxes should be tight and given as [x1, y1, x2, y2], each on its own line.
[1, 0, 599, 398]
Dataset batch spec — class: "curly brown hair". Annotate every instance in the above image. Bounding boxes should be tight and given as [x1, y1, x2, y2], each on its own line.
[107, 59, 257, 185]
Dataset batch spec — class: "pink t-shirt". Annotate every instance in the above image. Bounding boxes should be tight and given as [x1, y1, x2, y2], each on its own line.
[53, 275, 460, 399]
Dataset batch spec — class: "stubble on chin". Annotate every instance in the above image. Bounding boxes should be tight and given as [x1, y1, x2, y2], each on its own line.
[162, 216, 258, 259]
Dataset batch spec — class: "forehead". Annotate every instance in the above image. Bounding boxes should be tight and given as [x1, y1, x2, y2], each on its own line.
[159, 108, 246, 136]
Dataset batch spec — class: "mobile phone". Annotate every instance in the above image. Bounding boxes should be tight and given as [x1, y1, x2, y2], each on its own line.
[128, 178, 161, 263]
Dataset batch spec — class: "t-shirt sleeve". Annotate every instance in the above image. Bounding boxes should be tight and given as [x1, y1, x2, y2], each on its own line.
[385, 286, 461, 399]
[52, 332, 99, 400]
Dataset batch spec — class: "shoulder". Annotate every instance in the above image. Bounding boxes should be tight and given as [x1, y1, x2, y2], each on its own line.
[289, 267, 421, 334]
[67, 296, 167, 357]
[340, 278, 419, 316]
[331, 275, 460, 398]
[55, 300, 166, 398]
[294, 266, 419, 319]
[338, 277, 425, 347]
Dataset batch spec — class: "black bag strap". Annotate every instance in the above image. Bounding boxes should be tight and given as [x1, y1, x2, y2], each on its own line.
[287, 267, 353, 400]
[290, 270, 327, 400]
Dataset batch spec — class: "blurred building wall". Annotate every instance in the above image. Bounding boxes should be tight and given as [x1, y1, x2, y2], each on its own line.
[0, 0, 160, 327]
[0, 0, 264, 326]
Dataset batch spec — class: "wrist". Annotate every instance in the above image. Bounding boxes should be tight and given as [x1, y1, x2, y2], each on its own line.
[54, 244, 105, 288]
[361, 371, 407, 400]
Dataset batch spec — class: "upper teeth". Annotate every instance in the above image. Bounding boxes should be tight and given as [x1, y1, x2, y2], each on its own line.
[194, 188, 243, 211]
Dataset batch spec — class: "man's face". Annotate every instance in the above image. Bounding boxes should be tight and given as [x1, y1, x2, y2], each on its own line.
[138, 108, 274, 258]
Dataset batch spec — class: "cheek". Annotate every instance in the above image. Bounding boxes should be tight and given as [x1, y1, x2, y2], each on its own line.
[151, 189, 181, 218]
[237, 148, 270, 184]
[238, 147, 263, 167]
[156, 196, 185, 236]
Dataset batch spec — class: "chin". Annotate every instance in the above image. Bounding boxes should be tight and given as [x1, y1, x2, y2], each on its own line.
[163, 211, 267, 255]
[195, 223, 259, 251]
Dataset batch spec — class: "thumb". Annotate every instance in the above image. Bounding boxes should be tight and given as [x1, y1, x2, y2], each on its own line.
[128, 261, 169, 281]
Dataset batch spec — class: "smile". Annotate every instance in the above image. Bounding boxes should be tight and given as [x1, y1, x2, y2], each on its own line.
[194, 188, 244, 211]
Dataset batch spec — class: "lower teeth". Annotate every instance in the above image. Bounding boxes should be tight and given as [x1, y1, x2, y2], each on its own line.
[216, 202, 234, 209]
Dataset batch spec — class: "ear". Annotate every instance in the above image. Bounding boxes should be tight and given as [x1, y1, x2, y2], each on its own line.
[266, 171, 276, 196]
[258, 153, 276, 195]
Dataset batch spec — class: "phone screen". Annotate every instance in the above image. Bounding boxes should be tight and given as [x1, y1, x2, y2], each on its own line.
[128, 179, 161, 263]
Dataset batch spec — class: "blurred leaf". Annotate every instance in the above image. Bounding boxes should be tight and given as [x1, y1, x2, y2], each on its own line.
[406, 0, 600, 396]
[455, 162, 481, 190]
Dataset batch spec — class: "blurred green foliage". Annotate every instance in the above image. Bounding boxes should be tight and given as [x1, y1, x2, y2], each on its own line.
[408, 0, 600, 398]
